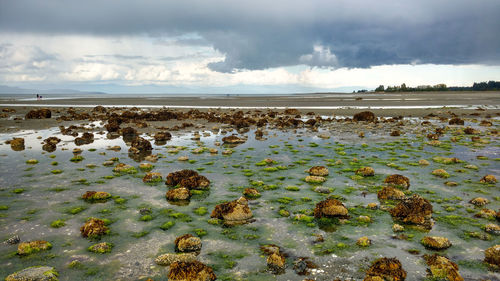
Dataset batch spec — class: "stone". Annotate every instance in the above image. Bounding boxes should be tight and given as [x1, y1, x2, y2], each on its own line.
[419, 159, 430, 166]
[154, 131, 172, 141]
[267, 252, 286, 274]
[314, 186, 331, 194]
[243, 188, 261, 199]
[155, 253, 197, 266]
[80, 218, 109, 238]
[221, 134, 246, 144]
[306, 166, 329, 176]
[353, 111, 376, 122]
[485, 223, 500, 235]
[168, 261, 216, 281]
[377, 187, 405, 200]
[175, 234, 202, 254]
[363, 257, 406, 281]
[392, 224, 404, 232]
[10, 138, 25, 151]
[17, 240, 52, 255]
[166, 170, 210, 189]
[389, 194, 433, 229]
[421, 236, 452, 250]
[469, 197, 489, 207]
[166, 187, 191, 201]
[25, 108, 51, 119]
[143, 172, 162, 183]
[432, 169, 450, 178]
[480, 175, 497, 184]
[356, 167, 374, 177]
[357, 236, 371, 247]
[313, 198, 349, 219]
[82, 191, 111, 202]
[211, 197, 253, 222]
[305, 175, 326, 184]
[5, 266, 58, 281]
[88, 242, 113, 253]
[424, 254, 463, 281]
[384, 174, 410, 189]
[484, 245, 500, 266]
[113, 163, 137, 174]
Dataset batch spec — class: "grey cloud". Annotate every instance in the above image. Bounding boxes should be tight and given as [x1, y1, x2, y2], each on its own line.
[0, 0, 499, 72]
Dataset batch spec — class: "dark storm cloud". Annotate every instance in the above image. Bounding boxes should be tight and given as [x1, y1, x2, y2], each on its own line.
[1, 0, 499, 72]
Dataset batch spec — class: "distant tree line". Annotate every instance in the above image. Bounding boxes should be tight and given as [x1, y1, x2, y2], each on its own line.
[373, 81, 500, 92]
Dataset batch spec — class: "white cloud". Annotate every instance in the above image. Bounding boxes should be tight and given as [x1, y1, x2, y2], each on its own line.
[1, 33, 500, 92]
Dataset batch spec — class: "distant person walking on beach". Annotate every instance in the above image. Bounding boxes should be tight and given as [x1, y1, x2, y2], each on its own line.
[36, 94, 39, 100]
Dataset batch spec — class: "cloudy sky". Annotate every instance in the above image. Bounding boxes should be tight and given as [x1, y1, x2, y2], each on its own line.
[1, 0, 499, 93]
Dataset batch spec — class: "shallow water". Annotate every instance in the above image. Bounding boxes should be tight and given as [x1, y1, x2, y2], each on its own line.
[0, 117, 499, 281]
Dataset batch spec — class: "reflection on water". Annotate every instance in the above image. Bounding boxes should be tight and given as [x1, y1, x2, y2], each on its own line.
[0, 118, 498, 280]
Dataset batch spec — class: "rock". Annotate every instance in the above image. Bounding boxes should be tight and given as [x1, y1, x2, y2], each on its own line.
[88, 242, 113, 253]
[448, 118, 464, 125]
[222, 134, 246, 144]
[480, 175, 497, 184]
[166, 188, 191, 201]
[175, 234, 202, 254]
[154, 131, 172, 141]
[358, 215, 372, 223]
[464, 127, 479, 134]
[377, 186, 405, 200]
[432, 169, 450, 178]
[82, 191, 111, 202]
[469, 197, 489, 206]
[113, 163, 137, 174]
[267, 252, 286, 274]
[17, 240, 52, 255]
[475, 208, 496, 219]
[10, 138, 25, 151]
[42, 143, 56, 152]
[356, 167, 375, 177]
[384, 174, 410, 189]
[25, 108, 51, 119]
[128, 137, 152, 154]
[419, 159, 430, 166]
[364, 257, 406, 281]
[4, 235, 20, 245]
[75, 132, 94, 145]
[144, 154, 158, 162]
[367, 203, 378, 209]
[178, 156, 189, 161]
[392, 224, 404, 232]
[424, 254, 463, 281]
[390, 130, 401, 137]
[139, 163, 153, 171]
[389, 194, 433, 229]
[166, 170, 210, 189]
[92, 105, 107, 113]
[284, 108, 300, 115]
[243, 188, 261, 199]
[210, 197, 253, 222]
[222, 149, 233, 155]
[80, 218, 109, 238]
[5, 266, 58, 281]
[353, 111, 375, 122]
[143, 172, 162, 183]
[155, 253, 197, 266]
[445, 181, 458, 187]
[306, 166, 329, 176]
[421, 236, 452, 250]
[313, 186, 331, 194]
[121, 127, 137, 139]
[485, 223, 500, 235]
[293, 257, 317, 275]
[484, 245, 500, 266]
[305, 175, 326, 184]
[313, 198, 349, 219]
[168, 261, 216, 281]
[357, 236, 371, 247]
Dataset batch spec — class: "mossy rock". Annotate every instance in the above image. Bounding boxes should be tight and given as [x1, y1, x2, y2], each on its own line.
[88, 242, 113, 253]
[5, 266, 58, 281]
[17, 240, 52, 255]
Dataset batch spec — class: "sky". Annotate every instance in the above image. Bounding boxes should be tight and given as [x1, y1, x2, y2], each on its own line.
[0, 0, 499, 94]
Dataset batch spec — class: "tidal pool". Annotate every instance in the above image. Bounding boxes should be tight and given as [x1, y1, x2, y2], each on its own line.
[0, 117, 499, 281]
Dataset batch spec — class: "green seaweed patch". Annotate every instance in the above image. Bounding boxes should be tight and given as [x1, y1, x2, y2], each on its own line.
[13, 188, 25, 194]
[50, 220, 66, 228]
[285, 186, 300, 191]
[194, 228, 208, 237]
[70, 155, 84, 162]
[435, 215, 479, 227]
[139, 214, 153, 221]
[88, 242, 113, 253]
[0, 205, 9, 210]
[169, 212, 192, 222]
[26, 159, 39, 164]
[51, 161, 58, 166]
[51, 169, 63, 174]
[67, 206, 87, 215]
[131, 230, 150, 238]
[193, 207, 208, 216]
[160, 221, 175, 230]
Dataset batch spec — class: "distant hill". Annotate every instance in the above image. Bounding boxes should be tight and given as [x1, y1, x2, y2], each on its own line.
[0, 85, 106, 95]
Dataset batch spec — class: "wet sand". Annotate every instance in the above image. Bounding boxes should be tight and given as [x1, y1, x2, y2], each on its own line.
[0, 91, 499, 133]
